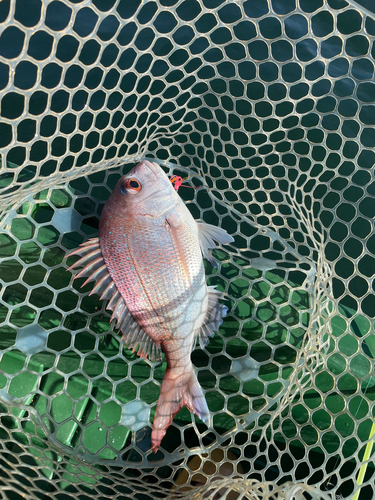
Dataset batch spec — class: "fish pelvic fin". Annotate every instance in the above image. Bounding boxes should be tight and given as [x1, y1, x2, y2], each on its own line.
[197, 222, 234, 268]
[66, 238, 163, 362]
[198, 286, 228, 348]
[151, 366, 209, 453]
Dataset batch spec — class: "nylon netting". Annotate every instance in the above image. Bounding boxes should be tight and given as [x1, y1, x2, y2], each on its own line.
[0, 0, 374, 499]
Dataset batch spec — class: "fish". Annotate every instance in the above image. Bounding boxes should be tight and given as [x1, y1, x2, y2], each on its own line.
[67, 160, 234, 452]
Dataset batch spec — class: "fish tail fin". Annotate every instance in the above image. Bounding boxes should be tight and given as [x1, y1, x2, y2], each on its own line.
[151, 367, 209, 453]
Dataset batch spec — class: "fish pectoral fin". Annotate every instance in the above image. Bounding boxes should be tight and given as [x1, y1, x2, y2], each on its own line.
[67, 238, 163, 362]
[197, 222, 234, 268]
[198, 286, 228, 347]
[165, 209, 184, 230]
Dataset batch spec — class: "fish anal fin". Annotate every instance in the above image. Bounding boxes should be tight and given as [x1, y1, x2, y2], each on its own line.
[198, 286, 228, 348]
[197, 222, 234, 267]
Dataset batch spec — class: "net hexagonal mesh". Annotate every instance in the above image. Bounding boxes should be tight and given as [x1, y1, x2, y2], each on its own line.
[0, 0, 374, 498]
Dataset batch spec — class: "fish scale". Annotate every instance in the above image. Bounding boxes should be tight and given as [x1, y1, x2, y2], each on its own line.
[68, 160, 233, 452]
[102, 214, 205, 341]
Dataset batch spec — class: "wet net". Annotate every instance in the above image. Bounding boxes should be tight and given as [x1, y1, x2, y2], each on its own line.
[0, 0, 375, 498]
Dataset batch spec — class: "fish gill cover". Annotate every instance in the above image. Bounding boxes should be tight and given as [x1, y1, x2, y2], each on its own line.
[0, 0, 374, 499]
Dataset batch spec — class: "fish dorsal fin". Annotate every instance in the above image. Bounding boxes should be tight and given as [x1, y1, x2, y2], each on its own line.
[67, 238, 163, 362]
[198, 285, 228, 348]
[197, 222, 234, 268]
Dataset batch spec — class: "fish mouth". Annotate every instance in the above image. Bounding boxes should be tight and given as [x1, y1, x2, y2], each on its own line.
[137, 160, 161, 179]
[135, 160, 176, 199]
[129, 160, 178, 216]
[142, 160, 172, 184]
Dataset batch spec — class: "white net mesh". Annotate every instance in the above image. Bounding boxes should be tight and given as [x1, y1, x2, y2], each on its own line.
[0, 0, 375, 498]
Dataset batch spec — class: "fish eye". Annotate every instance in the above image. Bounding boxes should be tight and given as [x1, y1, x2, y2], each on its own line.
[121, 178, 142, 194]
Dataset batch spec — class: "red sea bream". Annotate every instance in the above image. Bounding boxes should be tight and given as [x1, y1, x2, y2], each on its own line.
[68, 160, 233, 452]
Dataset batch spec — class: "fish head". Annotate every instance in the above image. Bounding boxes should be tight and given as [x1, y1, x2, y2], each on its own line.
[105, 161, 179, 218]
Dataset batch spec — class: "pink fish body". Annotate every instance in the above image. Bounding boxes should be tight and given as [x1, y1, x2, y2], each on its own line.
[68, 161, 233, 452]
